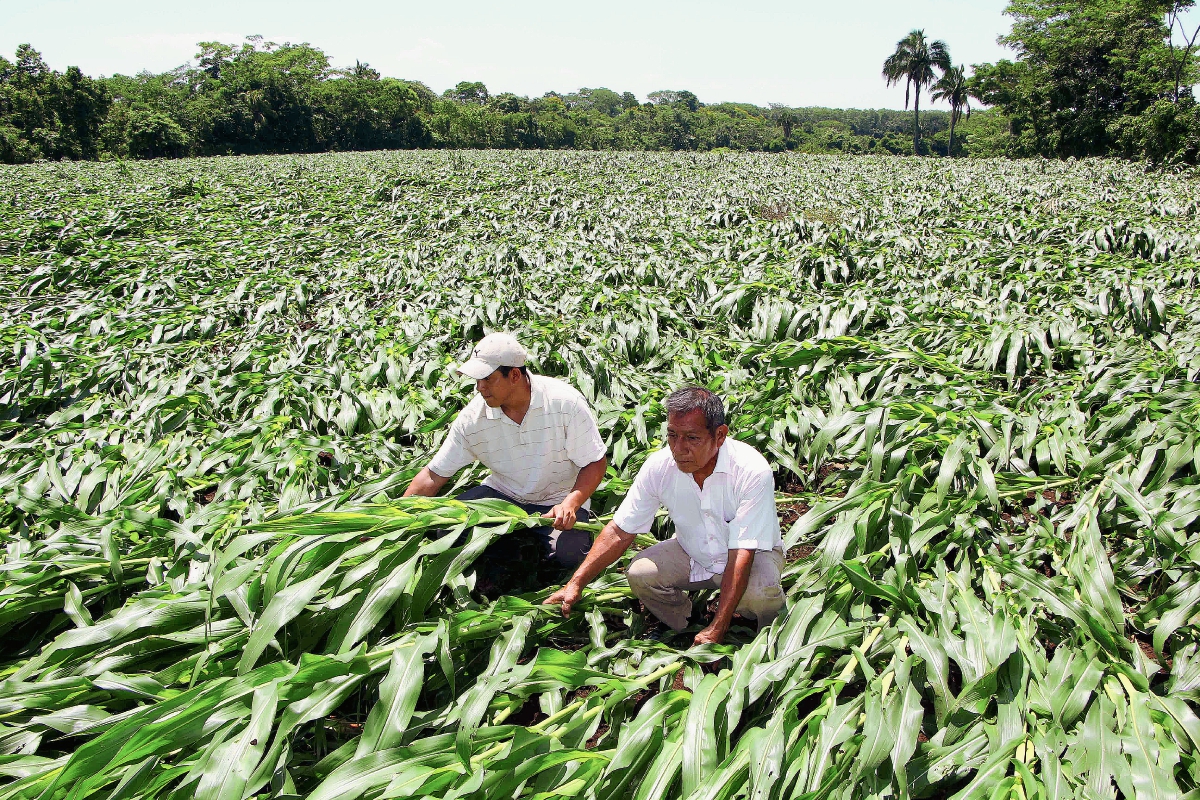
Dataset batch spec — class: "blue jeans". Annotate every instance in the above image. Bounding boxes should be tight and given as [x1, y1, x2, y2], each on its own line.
[455, 485, 593, 567]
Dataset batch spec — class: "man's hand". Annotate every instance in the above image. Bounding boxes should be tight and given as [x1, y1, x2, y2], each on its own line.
[544, 583, 583, 617]
[695, 549, 755, 648]
[693, 622, 729, 647]
[543, 502, 578, 530]
[544, 458, 605, 530]
[542, 522, 634, 620]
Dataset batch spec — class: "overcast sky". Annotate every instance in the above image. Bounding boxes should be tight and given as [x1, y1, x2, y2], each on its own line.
[2, 1, 1196, 110]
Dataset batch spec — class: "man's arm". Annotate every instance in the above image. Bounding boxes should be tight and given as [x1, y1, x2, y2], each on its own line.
[407, 413, 473, 498]
[545, 456, 607, 530]
[543, 520, 635, 616]
[693, 548, 756, 646]
[403, 467, 451, 497]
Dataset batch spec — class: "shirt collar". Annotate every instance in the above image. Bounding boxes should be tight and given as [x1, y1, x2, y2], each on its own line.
[712, 440, 732, 474]
[528, 375, 544, 410]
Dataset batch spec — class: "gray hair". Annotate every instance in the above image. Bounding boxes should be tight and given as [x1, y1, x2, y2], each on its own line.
[665, 386, 726, 436]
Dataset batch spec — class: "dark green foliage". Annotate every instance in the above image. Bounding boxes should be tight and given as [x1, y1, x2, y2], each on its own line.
[0, 45, 110, 164]
[446, 80, 490, 105]
[0, 38, 954, 163]
[1112, 94, 1200, 162]
[421, 89, 944, 153]
[971, 0, 1200, 162]
[101, 108, 188, 160]
[3, 39, 430, 163]
[311, 77, 431, 152]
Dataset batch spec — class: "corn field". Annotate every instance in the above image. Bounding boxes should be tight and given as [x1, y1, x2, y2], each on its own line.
[2, 151, 1200, 799]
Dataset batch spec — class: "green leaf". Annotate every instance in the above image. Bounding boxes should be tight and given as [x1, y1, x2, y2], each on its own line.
[681, 670, 732, 797]
[238, 557, 344, 674]
[355, 634, 437, 757]
[194, 682, 279, 800]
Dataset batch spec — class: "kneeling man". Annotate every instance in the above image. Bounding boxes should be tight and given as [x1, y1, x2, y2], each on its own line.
[404, 332, 608, 567]
[546, 387, 784, 645]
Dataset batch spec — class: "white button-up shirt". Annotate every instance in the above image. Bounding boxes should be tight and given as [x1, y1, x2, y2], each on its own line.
[613, 438, 783, 581]
[427, 375, 607, 506]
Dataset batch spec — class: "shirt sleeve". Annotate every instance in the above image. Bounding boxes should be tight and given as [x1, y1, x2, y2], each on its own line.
[727, 468, 780, 550]
[611, 456, 664, 535]
[426, 416, 475, 478]
[564, 397, 607, 468]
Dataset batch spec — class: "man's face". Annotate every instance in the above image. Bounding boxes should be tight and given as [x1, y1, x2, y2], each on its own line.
[666, 409, 727, 473]
[475, 368, 522, 407]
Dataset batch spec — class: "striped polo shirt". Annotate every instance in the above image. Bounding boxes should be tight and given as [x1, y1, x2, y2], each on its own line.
[427, 375, 607, 506]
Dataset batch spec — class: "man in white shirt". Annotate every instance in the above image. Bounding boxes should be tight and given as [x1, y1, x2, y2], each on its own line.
[545, 387, 784, 646]
[404, 333, 608, 567]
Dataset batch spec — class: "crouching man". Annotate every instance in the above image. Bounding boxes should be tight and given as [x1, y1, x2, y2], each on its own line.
[404, 332, 608, 567]
[545, 387, 784, 646]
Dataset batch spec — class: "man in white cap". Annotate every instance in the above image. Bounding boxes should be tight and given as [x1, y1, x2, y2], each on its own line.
[545, 386, 784, 646]
[404, 332, 608, 567]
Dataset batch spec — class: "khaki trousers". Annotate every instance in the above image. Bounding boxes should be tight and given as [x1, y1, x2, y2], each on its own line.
[627, 538, 785, 631]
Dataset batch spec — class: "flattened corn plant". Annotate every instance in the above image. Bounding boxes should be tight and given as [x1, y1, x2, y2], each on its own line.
[1, 151, 1200, 799]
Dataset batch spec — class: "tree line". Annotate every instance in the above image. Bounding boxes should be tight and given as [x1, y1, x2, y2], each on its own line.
[2, 0, 1198, 165]
[882, 0, 1200, 162]
[0, 37, 955, 164]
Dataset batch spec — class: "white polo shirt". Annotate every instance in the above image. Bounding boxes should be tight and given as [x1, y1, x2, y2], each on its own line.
[427, 375, 607, 506]
[613, 438, 782, 581]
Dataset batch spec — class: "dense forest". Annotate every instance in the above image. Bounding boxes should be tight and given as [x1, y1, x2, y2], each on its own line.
[1, 0, 1197, 164]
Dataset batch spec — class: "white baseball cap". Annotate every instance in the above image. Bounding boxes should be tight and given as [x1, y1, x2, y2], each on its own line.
[457, 333, 527, 380]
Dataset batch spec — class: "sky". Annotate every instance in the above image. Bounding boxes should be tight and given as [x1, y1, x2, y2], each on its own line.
[1, 1, 1196, 111]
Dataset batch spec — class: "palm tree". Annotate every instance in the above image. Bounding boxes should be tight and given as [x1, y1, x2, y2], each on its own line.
[882, 30, 951, 155]
[932, 65, 971, 157]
